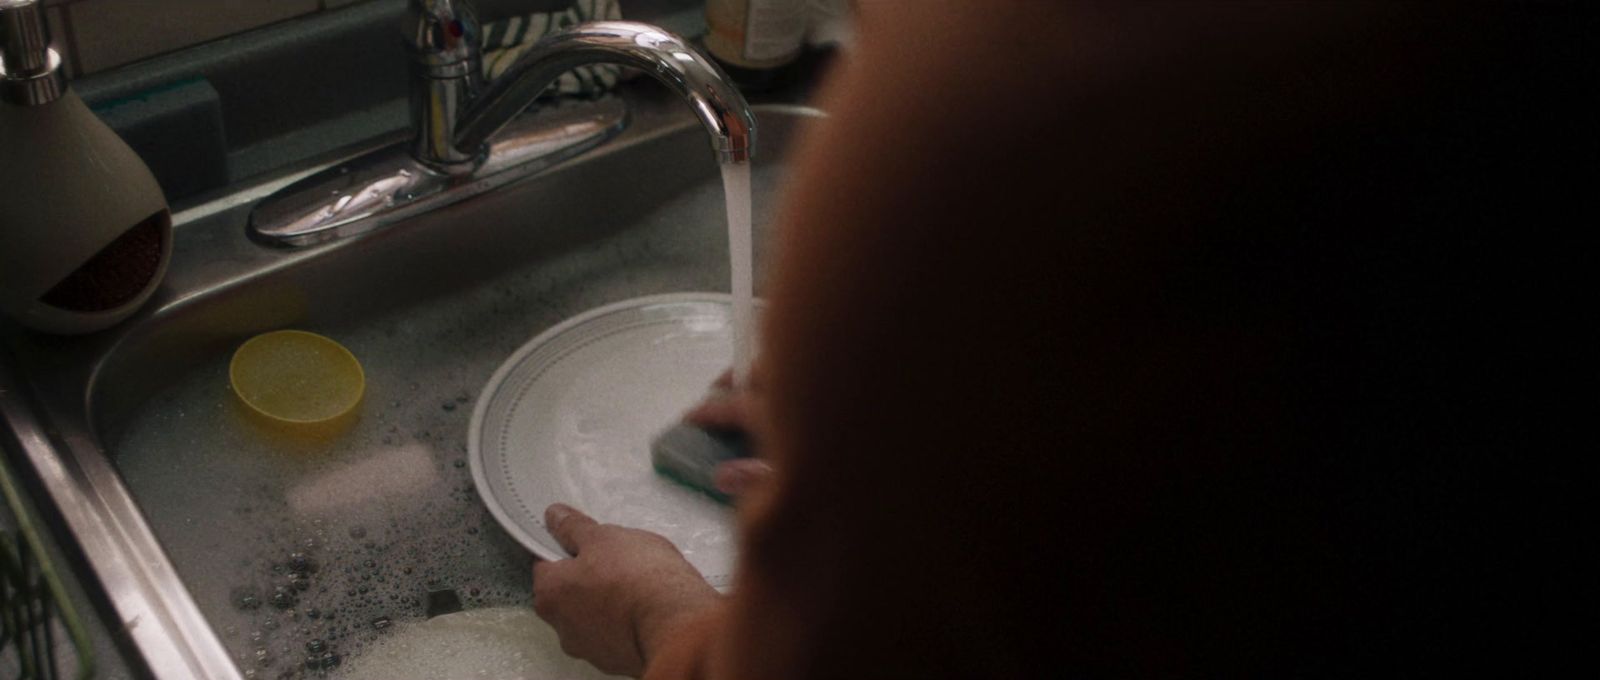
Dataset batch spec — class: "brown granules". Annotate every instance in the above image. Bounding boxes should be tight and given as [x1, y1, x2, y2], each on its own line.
[39, 210, 168, 312]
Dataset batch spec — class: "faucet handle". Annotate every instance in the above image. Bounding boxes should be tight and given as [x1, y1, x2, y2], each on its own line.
[407, 0, 485, 168]
[0, 0, 65, 105]
[406, 0, 483, 71]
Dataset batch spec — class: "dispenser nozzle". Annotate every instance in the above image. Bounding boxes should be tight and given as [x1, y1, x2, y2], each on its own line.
[0, 0, 65, 105]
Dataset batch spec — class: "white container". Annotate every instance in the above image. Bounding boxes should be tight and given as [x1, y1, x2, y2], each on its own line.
[704, 0, 807, 70]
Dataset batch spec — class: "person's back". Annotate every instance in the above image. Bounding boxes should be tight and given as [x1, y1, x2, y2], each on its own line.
[539, 4, 1593, 677]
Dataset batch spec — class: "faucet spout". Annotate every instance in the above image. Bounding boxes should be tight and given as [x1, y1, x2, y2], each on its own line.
[250, 13, 756, 247]
[453, 21, 755, 164]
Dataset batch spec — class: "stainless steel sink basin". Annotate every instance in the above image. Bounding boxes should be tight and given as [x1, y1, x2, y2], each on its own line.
[1, 94, 817, 679]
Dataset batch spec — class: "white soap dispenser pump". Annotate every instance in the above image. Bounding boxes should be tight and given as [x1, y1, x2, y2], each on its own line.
[0, 0, 172, 334]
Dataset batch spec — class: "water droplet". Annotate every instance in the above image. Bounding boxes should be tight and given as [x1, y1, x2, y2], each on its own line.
[306, 639, 327, 654]
[349, 526, 367, 539]
[442, 401, 457, 412]
[371, 616, 392, 631]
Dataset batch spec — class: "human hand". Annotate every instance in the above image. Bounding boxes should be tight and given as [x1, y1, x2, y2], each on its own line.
[532, 504, 720, 677]
[683, 369, 775, 498]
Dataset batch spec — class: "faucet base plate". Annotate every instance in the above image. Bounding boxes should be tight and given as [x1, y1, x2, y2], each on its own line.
[249, 97, 628, 247]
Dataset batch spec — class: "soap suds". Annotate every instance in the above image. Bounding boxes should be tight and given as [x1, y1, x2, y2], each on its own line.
[107, 163, 785, 676]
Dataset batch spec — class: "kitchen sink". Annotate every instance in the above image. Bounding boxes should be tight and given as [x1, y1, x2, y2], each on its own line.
[0, 93, 816, 678]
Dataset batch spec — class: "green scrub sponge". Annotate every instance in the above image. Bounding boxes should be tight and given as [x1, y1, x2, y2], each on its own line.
[650, 423, 751, 505]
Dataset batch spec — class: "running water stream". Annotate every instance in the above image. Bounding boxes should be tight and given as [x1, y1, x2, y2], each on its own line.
[721, 161, 755, 387]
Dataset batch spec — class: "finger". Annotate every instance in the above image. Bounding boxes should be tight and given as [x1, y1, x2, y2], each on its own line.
[544, 503, 599, 555]
[717, 361, 766, 392]
[746, 357, 765, 391]
[531, 557, 554, 586]
[530, 560, 557, 614]
[685, 394, 750, 430]
[714, 459, 774, 497]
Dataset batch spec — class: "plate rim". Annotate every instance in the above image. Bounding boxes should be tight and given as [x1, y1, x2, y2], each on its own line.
[467, 292, 740, 563]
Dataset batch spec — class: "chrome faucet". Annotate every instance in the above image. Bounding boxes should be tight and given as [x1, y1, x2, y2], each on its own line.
[250, 0, 756, 246]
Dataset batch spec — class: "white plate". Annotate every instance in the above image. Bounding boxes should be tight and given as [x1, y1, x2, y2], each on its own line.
[469, 293, 753, 590]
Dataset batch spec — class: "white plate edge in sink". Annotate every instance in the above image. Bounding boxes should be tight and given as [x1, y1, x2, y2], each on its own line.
[468, 292, 761, 591]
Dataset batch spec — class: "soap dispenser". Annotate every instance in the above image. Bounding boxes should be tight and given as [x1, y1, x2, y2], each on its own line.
[0, 0, 171, 334]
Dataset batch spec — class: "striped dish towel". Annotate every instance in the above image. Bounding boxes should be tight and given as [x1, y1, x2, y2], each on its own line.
[481, 0, 623, 98]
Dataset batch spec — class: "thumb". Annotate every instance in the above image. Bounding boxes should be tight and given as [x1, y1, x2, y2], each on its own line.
[714, 459, 775, 498]
[544, 503, 599, 555]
